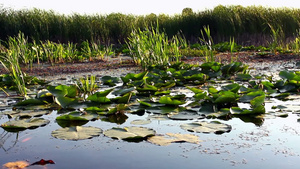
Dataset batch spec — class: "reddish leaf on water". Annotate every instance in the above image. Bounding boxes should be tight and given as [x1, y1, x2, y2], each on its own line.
[30, 159, 55, 166]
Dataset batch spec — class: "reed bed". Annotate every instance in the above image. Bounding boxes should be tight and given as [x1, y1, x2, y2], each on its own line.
[1, 5, 300, 46]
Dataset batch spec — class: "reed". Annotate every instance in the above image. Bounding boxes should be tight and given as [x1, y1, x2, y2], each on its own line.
[127, 23, 186, 70]
[1, 6, 300, 46]
[75, 75, 98, 97]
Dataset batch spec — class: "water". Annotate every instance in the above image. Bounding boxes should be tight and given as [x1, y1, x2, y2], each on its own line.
[1, 99, 300, 169]
[1, 61, 300, 169]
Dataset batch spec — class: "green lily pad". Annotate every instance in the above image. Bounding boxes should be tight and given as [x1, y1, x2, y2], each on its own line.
[180, 121, 232, 134]
[214, 91, 238, 104]
[55, 96, 78, 109]
[148, 133, 202, 146]
[16, 99, 47, 106]
[101, 76, 120, 86]
[104, 126, 155, 142]
[5, 110, 50, 118]
[112, 87, 136, 96]
[239, 90, 265, 103]
[121, 72, 148, 84]
[159, 96, 186, 106]
[145, 106, 177, 114]
[51, 126, 102, 140]
[235, 73, 252, 81]
[48, 85, 78, 97]
[147, 114, 169, 121]
[1, 118, 50, 132]
[56, 111, 99, 121]
[168, 110, 202, 120]
[279, 71, 296, 81]
[130, 119, 152, 125]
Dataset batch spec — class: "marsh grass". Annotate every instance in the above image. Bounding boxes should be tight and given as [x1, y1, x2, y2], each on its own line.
[2, 6, 300, 46]
[0, 47, 27, 97]
[199, 26, 215, 62]
[127, 24, 187, 70]
[75, 75, 98, 97]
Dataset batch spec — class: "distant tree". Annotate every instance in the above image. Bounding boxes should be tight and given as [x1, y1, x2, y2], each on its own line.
[182, 8, 193, 16]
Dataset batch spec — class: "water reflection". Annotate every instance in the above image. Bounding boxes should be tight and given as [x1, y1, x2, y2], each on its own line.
[0, 130, 19, 152]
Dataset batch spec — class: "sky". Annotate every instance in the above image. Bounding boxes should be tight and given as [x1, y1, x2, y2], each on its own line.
[1, 0, 300, 15]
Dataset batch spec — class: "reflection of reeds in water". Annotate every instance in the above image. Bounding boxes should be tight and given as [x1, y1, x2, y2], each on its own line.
[0, 131, 19, 152]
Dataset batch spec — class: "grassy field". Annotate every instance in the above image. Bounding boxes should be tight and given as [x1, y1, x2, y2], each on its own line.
[1, 5, 300, 46]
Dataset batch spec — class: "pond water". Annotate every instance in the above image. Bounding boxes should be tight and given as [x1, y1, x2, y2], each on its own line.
[1, 61, 300, 169]
[1, 97, 300, 169]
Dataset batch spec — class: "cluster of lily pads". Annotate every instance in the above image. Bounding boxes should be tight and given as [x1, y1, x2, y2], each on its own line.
[0, 61, 299, 145]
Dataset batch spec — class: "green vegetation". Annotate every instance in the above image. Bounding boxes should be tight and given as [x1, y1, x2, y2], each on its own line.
[127, 24, 187, 69]
[1, 5, 300, 46]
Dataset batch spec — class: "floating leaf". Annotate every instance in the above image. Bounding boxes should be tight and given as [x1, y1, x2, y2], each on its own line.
[101, 76, 120, 86]
[180, 121, 232, 134]
[214, 91, 238, 104]
[51, 126, 102, 140]
[148, 133, 202, 146]
[87, 92, 111, 103]
[55, 96, 78, 109]
[239, 90, 265, 103]
[104, 126, 155, 142]
[130, 119, 151, 125]
[279, 71, 296, 81]
[56, 111, 98, 121]
[168, 110, 202, 120]
[48, 85, 78, 97]
[1, 118, 50, 132]
[112, 87, 135, 96]
[235, 74, 252, 81]
[159, 96, 185, 106]
[221, 83, 240, 93]
[16, 99, 46, 106]
[5, 110, 50, 118]
[146, 106, 177, 114]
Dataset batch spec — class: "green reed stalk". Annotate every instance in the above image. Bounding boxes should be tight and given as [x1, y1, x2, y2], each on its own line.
[75, 75, 98, 97]
[200, 25, 215, 62]
[0, 49, 27, 97]
[230, 37, 236, 62]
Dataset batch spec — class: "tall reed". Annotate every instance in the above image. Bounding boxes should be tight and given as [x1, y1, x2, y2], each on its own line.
[127, 24, 186, 70]
[1, 6, 300, 46]
[0, 41, 27, 97]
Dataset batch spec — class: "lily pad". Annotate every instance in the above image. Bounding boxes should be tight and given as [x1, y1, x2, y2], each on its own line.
[168, 110, 202, 120]
[55, 96, 78, 109]
[148, 133, 202, 146]
[1, 118, 50, 132]
[51, 126, 102, 140]
[56, 111, 99, 121]
[159, 96, 186, 106]
[180, 121, 232, 134]
[5, 110, 50, 118]
[130, 119, 152, 125]
[104, 126, 155, 142]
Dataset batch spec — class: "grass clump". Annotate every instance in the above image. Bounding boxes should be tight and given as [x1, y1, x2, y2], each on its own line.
[127, 24, 187, 70]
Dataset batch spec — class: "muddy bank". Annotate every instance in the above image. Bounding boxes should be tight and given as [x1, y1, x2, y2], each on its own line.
[2, 53, 299, 81]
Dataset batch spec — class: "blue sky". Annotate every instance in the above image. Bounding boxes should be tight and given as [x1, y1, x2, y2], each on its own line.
[1, 0, 300, 15]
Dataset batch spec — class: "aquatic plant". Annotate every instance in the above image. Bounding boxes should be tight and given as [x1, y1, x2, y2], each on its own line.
[75, 75, 98, 96]
[127, 24, 187, 70]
